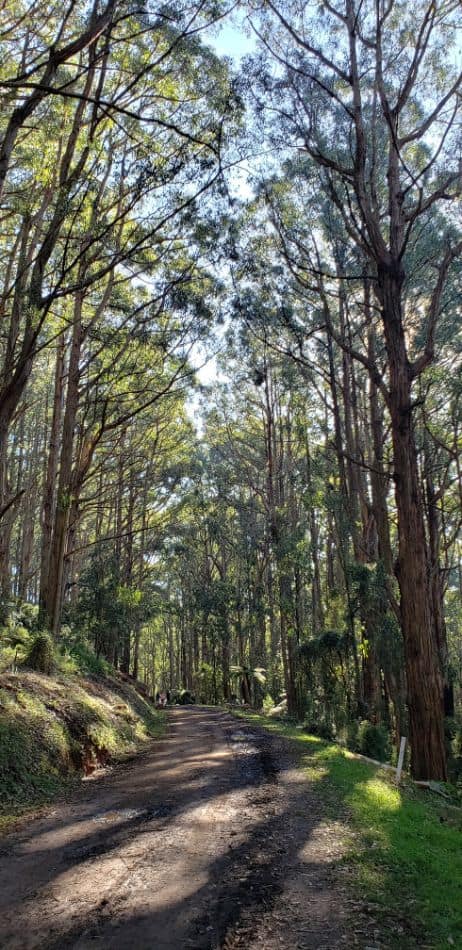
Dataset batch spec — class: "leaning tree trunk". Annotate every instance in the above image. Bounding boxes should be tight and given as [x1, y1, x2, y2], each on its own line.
[381, 272, 446, 780]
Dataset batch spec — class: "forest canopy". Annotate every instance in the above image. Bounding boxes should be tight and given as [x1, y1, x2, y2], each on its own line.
[1, 0, 462, 782]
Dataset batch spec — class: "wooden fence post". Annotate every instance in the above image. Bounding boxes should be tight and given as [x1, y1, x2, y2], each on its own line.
[395, 736, 407, 784]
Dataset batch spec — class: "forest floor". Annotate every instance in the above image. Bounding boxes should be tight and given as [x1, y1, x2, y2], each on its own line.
[0, 706, 458, 950]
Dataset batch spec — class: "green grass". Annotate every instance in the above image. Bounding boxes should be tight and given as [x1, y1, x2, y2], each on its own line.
[0, 671, 164, 831]
[233, 710, 462, 950]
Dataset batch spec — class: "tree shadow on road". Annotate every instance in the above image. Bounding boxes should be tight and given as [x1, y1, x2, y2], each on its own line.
[0, 708, 359, 950]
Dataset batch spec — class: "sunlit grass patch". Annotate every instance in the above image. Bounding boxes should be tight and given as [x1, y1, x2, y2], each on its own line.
[233, 709, 462, 949]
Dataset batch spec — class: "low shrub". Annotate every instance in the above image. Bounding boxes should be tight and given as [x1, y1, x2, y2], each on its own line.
[68, 641, 112, 677]
[345, 719, 359, 752]
[26, 632, 55, 675]
[356, 719, 390, 762]
[304, 718, 336, 741]
[0, 616, 33, 671]
[179, 689, 195, 705]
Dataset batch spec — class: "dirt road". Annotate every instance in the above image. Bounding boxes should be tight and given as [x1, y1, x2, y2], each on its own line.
[0, 707, 374, 949]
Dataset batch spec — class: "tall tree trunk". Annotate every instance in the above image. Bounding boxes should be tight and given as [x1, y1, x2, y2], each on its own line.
[221, 612, 230, 701]
[18, 421, 40, 600]
[266, 558, 279, 695]
[380, 270, 446, 780]
[43, 294, 83, 635]
[305, 437, 324, 634]
[39, 334, 65, 623]
[425, 463, 454, 717]
[133, 625, 141, 682]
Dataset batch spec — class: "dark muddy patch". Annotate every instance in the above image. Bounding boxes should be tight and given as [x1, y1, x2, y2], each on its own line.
[187, 824, 286, 950]
[227, 723, 282, 786]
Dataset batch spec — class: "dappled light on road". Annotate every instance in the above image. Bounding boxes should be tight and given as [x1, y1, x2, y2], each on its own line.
[0, 707, 360, 950]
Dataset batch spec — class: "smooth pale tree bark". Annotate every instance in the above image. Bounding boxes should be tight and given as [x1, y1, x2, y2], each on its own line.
[17, 420, 41, 601]
[263, 363, 297, 714]
[42, 293, 83, 634]
[266, 559, 280, 696]
[221, 612, 231, 701]
[120, 465, 136, 675]
[304, 438, 324, 635]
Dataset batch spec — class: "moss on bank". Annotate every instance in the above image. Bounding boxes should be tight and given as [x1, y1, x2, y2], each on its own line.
[232, 710, 462, 950]
[0, 671, 164, 830]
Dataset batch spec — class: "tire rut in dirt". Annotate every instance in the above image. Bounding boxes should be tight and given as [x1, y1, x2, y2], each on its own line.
[184, 721, 288, 950]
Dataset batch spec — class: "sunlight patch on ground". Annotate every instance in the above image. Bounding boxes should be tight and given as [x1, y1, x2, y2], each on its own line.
[350, 777, 401, 814]
[298, 821, 348, 865]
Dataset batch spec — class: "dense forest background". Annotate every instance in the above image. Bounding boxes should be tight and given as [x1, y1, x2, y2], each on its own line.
[1, 0, 462, 782]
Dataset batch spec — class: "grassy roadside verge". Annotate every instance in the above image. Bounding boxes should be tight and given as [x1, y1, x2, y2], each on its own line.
[232, 709, 462, 950]
[0, 670, 165, 832]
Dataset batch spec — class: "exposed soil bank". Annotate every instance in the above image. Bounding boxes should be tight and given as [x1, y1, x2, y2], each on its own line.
[0, 670, 162, 826]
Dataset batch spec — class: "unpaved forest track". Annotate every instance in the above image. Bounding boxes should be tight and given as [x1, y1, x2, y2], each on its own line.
[0, 708, 378, 949]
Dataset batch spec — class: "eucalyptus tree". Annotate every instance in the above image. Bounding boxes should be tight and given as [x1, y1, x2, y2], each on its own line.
[243, 185, 409, 726]
[0, 0, 237, 595]
[247, 0, 462, 779]
[41, 256, 215, 635]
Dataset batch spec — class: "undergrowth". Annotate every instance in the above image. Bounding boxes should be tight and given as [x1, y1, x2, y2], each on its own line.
[233, 710, 462, 950]
[0, 670, 163, 831]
